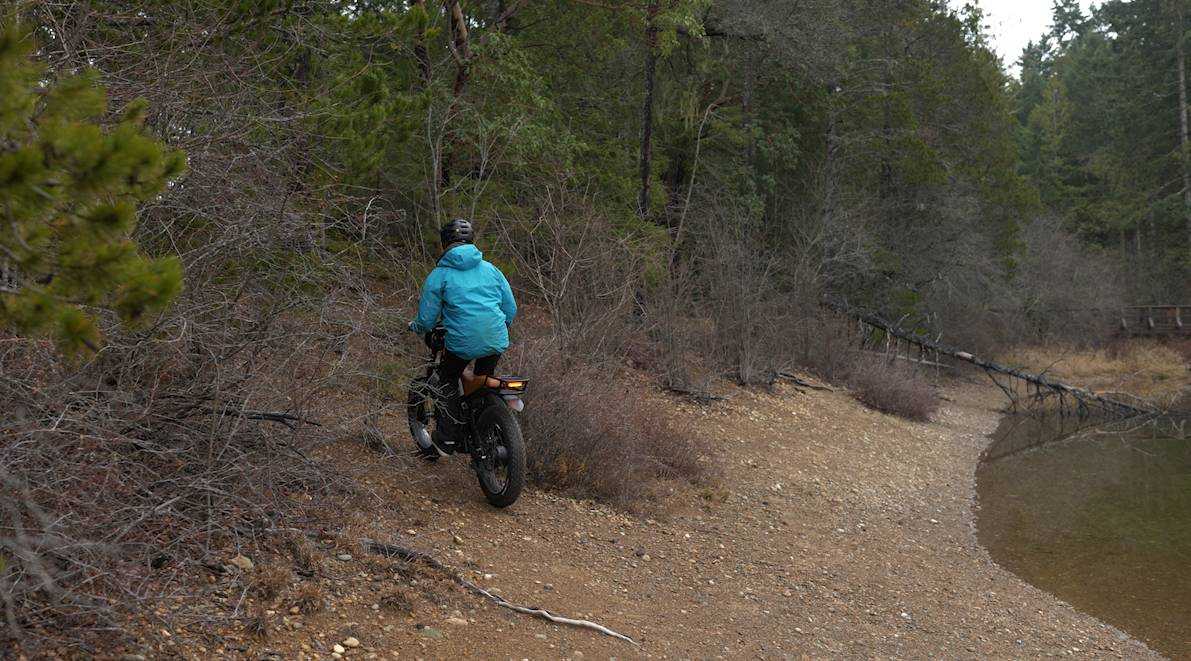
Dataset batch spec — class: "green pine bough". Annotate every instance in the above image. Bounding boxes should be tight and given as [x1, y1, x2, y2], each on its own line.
[0, 18, 186, 354]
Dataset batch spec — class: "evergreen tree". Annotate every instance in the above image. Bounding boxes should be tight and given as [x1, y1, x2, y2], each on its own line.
[0, 19, 186, 353]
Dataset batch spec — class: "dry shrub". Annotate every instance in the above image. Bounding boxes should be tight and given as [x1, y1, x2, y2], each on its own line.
[504, 341, 714, 508]
[243, 607, 272, 639]
[1, 4, 419, 652]
[494, 184, 645, 361]
[779, 310, 941, 421]
[291, 583, 326, 615]
[922, 215, 1126, 355]
[378, 590, 414, 614]
[283, 535, 321, 578]
[842, 356, 939, 421]
[249, 565, 292, 602]
[788, 310, 868, 383]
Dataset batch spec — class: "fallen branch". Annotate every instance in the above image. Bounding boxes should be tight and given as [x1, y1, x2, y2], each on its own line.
[363, 539, 639, 646]
[192, 407, 321, 429]
[663, 385, 728, 403]
[774, 372, 837, 391]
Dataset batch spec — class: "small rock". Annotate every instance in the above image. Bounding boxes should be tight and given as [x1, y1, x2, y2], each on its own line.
[229, 555, 254, 571]
[445, 617, 468, 626]
[572, 652, 584, 659]
[535, 633, 548, 640]
[420, 627, 443, 639]
[337, 553, 353, 561]
[641, 554, 651, 562]
[333, 643, 346, 654]
[290, 606, 301, 615]
[332, 654, 342, 660]
[344, 637, 360, 648]
[452, 535, 464, 545]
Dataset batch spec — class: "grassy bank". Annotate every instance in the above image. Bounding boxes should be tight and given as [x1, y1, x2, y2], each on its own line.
[1001, 340, 1191, 407]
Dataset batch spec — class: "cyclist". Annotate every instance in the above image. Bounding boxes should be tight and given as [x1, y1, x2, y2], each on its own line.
[409, 219, 517, 458]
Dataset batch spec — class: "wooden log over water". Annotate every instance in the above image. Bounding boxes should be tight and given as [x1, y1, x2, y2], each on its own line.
[828, 301, 1157, 418]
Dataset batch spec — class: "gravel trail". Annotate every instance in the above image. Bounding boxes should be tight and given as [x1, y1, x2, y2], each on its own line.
[248, 381, 1159, 660]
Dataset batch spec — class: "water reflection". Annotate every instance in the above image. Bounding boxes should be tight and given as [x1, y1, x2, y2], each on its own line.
[976, 412, 1191, 659]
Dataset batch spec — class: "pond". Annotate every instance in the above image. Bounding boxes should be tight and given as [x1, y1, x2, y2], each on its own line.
[975, 411, 1191, 659]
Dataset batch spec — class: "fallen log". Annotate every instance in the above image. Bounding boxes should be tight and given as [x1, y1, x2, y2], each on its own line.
[828, 301, 1156, 418]
[774, 372, 837, 391]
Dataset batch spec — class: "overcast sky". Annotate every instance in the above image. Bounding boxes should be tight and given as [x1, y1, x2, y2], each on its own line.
[955, 0, 1097, 74]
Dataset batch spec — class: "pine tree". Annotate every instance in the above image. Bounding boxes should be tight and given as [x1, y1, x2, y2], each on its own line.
[0, 19, 186, 353]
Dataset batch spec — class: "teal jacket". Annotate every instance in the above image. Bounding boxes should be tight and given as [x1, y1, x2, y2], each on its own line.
[411, 244, 517, 359]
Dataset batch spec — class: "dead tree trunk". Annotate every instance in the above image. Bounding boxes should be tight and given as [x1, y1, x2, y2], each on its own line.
[637, 0, 659, 218]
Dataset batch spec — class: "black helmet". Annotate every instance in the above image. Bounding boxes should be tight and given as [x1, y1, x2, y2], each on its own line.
[440, 218, 474, 248]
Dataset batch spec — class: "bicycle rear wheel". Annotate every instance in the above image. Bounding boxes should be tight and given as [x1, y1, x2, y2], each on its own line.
[473, 400, 526, 508]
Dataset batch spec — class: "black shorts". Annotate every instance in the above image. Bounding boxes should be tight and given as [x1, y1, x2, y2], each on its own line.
[437, 350, 501, 384]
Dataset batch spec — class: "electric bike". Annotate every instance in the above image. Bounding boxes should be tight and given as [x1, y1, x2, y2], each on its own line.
[406, 330, 527, 508]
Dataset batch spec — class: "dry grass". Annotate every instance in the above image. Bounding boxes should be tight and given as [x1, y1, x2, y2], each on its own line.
[291, 583, 326, 615]
[1003, 341, 1190, 405]
[242, 607, 272, 639]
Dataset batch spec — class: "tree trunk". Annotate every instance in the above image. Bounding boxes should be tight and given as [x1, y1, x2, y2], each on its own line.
[412, 0, 432, 87]
[449, 0, 472, 97]
[742, 53, 755, 169]
[440, 0, 472, 188]
[1177, 0, 1191, 248]
[494, 0, 521, 32]
[638, 0, 660, 218]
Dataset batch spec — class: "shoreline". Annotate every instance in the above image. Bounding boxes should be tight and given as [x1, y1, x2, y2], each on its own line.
[956, 384, 1163, 659]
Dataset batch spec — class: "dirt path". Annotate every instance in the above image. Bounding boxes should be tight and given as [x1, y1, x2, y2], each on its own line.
[250, 381, 1159, 659]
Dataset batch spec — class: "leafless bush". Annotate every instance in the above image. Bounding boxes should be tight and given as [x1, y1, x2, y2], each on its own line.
[495, 182, 648, 363]
[787, 310, 868, 382]
[504, 340, 714, 508]
[842, 355, 939, 421]
[0, 4, 422, 654]
[921, 215, 1126, 354]
[777, 310, 940, 421]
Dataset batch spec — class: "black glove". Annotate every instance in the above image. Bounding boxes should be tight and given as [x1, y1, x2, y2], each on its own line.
[424, 328, 445, 351]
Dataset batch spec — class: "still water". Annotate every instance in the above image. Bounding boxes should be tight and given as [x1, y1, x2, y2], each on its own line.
[975, 412, 1191, 659]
